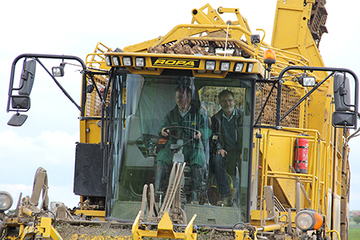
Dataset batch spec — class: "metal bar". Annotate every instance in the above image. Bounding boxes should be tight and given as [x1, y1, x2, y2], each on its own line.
[275, 78, 282, 128]
[296, 182, 300, 213]
[264, 186, 277, 221]
[267, 171, 313, 178]
[290, 167, 312, 206]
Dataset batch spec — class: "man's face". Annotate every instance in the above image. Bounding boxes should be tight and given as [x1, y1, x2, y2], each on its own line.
[219, 93, 235, 114]
[175, 90, 191, 113]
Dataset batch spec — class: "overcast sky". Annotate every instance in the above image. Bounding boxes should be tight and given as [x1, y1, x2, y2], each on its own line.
[1, 0, 360, 211]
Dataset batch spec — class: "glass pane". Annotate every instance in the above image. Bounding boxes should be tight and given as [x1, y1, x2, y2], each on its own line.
[110, 74, 254, 226]
[110, 75, 125, 206]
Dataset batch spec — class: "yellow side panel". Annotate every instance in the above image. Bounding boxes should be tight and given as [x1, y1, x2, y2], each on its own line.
[272, 0, 326, 74]
[272, 1, 305, 48]
[266, 133, 296, 207]
[80, 119, 102, 144]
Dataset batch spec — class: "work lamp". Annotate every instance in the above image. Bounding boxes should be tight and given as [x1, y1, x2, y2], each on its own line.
[247, 63, 254, 72]
[298, 75, 316, 87]
[0, 191, 13, 211]
[105, 56, 112, 66]
[234, 62, 244, 72]
[205, 60, 216, 71]
[295, 210, 323, 231]
[52, 64, 64, 77]
[112, 56, 120, 66]
[122, 57, 132, 66]
[135, 57, 145, 67]
[220, 61, 230, 71]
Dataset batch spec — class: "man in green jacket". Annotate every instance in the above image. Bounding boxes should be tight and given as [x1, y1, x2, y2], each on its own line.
[155, 85, 211, 204]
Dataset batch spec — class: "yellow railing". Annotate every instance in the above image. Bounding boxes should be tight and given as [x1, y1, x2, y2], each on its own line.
[258, 127, 327, 215]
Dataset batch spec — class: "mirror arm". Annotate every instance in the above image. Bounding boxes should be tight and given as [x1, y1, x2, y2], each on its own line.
[348, 113, 360, 141]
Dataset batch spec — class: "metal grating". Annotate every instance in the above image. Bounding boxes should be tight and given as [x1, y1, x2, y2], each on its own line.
[255, 84, 301, 128]
[86, 75, 109, 117]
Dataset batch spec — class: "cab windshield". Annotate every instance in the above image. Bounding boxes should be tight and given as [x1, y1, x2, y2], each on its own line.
[109, 74, 254, 226]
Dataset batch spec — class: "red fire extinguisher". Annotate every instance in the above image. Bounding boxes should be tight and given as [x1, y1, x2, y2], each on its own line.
[294, 138, 308, 173]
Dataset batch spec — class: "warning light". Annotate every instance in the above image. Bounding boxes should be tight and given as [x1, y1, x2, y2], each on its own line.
[264, 49, 276, 66]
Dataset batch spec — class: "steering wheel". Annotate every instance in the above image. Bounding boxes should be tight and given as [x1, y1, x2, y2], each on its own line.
[163, 126, 199, 140]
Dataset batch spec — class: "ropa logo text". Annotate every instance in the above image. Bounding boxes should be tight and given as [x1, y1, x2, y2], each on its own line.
[151, 58, 199, 68]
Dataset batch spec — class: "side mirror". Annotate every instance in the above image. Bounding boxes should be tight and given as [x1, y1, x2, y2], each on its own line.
[332, 72, 358, 129]
[7, 113, 28, 127]
[332, 111, 356, 128]
[19, 59, 36, 96]
[11, 95, 30, 110]
[333, 72, 351, 111]
[7, 59, 36, 126]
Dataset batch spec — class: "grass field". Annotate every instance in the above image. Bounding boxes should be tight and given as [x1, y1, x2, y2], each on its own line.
[349, 227, 360, 239]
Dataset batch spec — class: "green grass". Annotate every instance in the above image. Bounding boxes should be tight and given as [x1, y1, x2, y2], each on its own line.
[349, 227, 360, 239]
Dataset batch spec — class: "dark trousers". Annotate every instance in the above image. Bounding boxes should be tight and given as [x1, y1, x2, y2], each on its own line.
[212, 154, 232, 198]
[212, 151, 241, 199]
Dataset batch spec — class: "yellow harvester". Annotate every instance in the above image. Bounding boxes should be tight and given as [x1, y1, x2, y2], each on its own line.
[2, 1, 358, 239]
